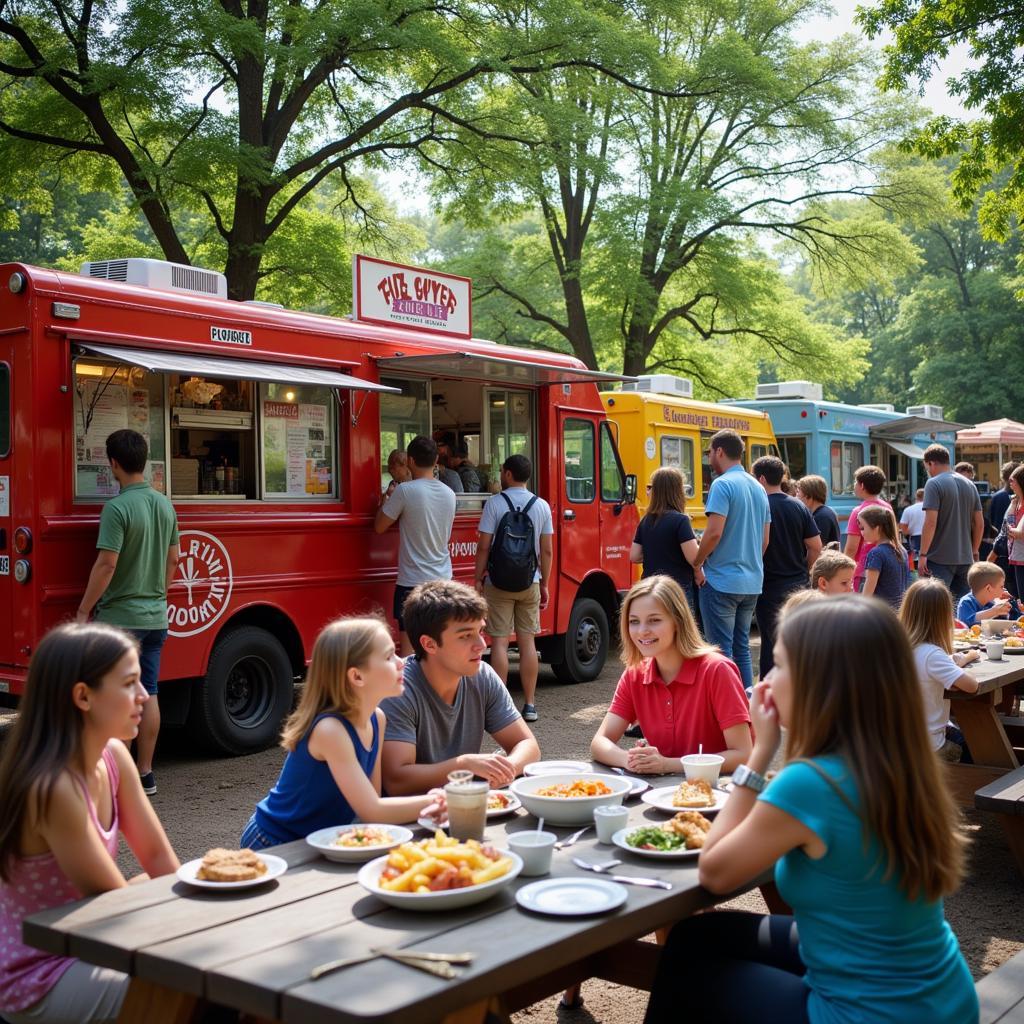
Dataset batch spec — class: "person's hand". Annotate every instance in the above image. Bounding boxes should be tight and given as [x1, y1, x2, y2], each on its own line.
[994, 598, 1012, 616]
[918, 554, 930, 576]
[955, 649, 981, 667]
[459, 752, 516, 787]
[75, 608, 90, 624]
[693, 564, 706, 587]
[539, 582, 549, 610]
[749, 680, 782, 760]
[419, 788, 448, 825]
[973, 549, 981, 562]
[625, 743, 669, 774]
[473, 578, 485, 595]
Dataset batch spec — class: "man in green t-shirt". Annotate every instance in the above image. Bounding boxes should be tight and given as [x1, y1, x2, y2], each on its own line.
[77, 429, 179, 795]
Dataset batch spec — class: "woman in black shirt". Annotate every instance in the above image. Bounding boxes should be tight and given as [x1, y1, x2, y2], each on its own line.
[630, 467, 700, 614]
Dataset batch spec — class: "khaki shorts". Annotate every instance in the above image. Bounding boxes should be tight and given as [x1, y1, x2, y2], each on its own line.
[484, 581, 541, 637]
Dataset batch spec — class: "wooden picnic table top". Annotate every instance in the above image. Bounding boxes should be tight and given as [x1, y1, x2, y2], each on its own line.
[951, 651, 1024, 699]
[25, 765, 754, 1024]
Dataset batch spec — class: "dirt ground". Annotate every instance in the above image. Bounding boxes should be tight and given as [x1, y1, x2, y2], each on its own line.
[78, 648, 1023, 1024]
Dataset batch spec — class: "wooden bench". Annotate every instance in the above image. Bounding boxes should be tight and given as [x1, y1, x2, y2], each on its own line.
[979, 948, 1024, 1024]
[976, 765, 1024, 876]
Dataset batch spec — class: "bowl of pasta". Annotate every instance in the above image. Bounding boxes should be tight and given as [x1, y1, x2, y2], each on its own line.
[510, 772, 632, 825]
[357, 832, 522, 910]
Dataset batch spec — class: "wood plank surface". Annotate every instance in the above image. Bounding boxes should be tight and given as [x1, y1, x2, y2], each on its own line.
[978, 948, 1024, 1024]
[976, 766, 1024, 815]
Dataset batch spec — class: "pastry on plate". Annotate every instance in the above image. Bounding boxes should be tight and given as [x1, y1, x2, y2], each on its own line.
[196, 848, 268, 882]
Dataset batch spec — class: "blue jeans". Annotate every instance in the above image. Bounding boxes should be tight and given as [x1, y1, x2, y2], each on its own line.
[699, 581, 758, 690]
[126, 628, 168, 696]
[240, 815, 281, 850]
[927, 562, 971, 602]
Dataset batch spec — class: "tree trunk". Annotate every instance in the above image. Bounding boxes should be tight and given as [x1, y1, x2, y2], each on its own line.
[561, 275, 599, 369]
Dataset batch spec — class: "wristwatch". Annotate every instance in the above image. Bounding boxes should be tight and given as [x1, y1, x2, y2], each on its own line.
[732, 764, 768, 793]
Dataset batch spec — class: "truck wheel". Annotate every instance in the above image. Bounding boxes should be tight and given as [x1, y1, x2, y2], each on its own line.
[551, 598, 609, 683]
[191, 626, 295, 754]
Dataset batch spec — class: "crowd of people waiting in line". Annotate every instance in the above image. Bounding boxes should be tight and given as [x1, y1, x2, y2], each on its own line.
[0, 426, 1004, 1023]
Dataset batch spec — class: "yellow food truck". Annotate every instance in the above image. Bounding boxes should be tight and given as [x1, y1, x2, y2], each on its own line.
[604, 376, 779, 530]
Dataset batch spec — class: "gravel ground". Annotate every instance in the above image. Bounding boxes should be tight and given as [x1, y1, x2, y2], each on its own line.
[82, 647, 1024, 1024]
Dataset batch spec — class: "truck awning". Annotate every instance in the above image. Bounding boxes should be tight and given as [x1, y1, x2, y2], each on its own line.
[880, 438, 927, 460]
[74, 342, 399, 393]
[375, 352, 636, 386]
[868, 415, 970, 439]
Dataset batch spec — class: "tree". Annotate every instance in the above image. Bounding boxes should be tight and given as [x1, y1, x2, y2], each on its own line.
[0, 0, 605, 298]
[859, 0, 1024, 240]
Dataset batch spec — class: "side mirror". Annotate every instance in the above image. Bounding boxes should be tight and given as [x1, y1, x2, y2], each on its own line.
[624, 474, 638, 505]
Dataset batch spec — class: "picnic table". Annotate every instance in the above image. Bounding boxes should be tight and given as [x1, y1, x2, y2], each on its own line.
[24, 765, 764, 1024]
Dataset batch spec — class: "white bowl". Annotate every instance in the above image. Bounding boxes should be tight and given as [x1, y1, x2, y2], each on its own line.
[510, 772, 632, 825]
[980, 619, 1017, 636]
[306, 824, 413, 863]
[356, 849, 523, 910]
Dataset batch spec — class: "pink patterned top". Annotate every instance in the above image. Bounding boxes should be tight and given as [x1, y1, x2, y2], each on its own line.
[0, 743, 121, 1014]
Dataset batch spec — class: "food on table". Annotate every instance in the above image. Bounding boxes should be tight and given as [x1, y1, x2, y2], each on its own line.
[672, 778, 715, 808]
[487, 791, 512, 810]
[970, 625, 983, 637]
[1005, 636, 1023, 648]
[196, 848, 268, 882]
[535, 779, 613, 798]
[625, 811, 712, 851]
[378, 832, 513, 892]
[332, 826, 394, 848]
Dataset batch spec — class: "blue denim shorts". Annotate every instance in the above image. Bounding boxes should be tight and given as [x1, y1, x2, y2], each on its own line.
[126, 628, 168, 696]
[240, 815, 281, 851]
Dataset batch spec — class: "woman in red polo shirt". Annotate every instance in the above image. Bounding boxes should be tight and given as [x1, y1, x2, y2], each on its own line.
[591, 576, 753, 773]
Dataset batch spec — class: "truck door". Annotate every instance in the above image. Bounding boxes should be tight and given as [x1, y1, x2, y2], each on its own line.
[558, 412, 600, 584]
[0, 352, 12, 671]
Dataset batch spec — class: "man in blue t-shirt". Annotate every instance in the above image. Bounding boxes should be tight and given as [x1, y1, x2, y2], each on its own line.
[693, 430, 771, 690]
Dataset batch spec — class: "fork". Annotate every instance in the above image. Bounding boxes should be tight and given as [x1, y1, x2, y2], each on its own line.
[573, 857, 621, 872]
[572, 857, 672, 889]
[553, 824, 592, 850]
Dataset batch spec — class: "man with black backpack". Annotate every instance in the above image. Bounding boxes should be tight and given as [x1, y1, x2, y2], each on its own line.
[473, 454, 553, 722]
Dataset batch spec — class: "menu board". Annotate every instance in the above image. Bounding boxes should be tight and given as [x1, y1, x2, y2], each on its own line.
[262, 401, 331, 496]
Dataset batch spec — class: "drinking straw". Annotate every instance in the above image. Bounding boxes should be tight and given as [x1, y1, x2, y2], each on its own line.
[537, 817, 545, 833]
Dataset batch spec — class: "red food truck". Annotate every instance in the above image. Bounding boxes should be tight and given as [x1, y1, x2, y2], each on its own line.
[0, 257, 638, 752]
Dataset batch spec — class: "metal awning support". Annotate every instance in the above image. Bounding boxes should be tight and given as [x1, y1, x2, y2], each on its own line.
[868, 415, 971, 440]
[73, 341, 400, 394]
[375, 352, 636, 386]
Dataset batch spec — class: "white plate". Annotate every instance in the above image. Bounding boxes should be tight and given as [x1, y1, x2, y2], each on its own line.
[177, 853, 287, 890]
[510, 773, 633, 826]
[611, 827, 700, 860]
[306, 825, 413, 863]
[627, 776, 650, 796]
[356, 850, 522, 910]
[1004, 646, 1024, 655]
[516, 878, 628, 916]
[641, 784, 728, 815]
[524, 760, 592, 776]
[416, 790, 522, 831]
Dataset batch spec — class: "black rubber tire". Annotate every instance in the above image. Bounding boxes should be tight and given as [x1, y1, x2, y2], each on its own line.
[551, 598, 609, 683]
[190, 626, 295, 754]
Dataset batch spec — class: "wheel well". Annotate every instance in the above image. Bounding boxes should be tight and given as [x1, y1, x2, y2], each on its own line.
[575, 573, 620, 632]
[216, 606, 305, 677]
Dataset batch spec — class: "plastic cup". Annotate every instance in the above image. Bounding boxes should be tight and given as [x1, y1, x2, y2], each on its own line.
[445, 775, 489, 842]
[681, 753, 725, 787]
[986, 639, 1005, 661]
[507, 831, 556, 876]
[594, 804, 629, 844]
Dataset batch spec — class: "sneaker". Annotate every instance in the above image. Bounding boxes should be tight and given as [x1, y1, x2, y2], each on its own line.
[522, 704, 538, 722]
[139, 771, 156, 796]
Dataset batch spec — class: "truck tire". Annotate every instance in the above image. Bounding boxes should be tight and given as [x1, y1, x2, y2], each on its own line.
[190, 626, 295, 754]
[551, 598, 609, 683]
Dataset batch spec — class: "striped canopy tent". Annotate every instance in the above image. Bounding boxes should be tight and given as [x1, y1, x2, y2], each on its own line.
[956, 419, 1024, 467]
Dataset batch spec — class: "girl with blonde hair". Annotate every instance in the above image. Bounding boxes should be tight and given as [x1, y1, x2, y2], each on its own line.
[630, 466, 701, 613]
[644, 596, 977, 1023]
[590, 576, 752, 774]
[241, 617, 443, 848]
[900, 578, 980, 761]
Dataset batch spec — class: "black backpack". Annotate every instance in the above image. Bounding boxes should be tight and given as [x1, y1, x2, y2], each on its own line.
[487, 492, 539, 592]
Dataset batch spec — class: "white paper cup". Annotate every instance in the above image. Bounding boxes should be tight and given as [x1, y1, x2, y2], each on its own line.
[593, 804, 629, 843]
[681, 754, 725, 786]
[507, 831, 557, 876]
[985, 639, 1005, 661]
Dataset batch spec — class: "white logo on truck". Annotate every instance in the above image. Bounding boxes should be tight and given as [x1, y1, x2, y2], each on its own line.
[168, 530, 233, 637]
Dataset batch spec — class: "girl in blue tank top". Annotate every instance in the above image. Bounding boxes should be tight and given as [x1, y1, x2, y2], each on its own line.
[644, 596, 979, 1024]
[241, 617, 444, 848]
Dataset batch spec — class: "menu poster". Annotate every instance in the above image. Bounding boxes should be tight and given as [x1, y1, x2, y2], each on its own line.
[77, 464, 118, 497]
[76, 381, 129, 464]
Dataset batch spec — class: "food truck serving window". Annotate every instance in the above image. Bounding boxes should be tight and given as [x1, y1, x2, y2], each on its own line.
[260, 383, 336, 498]
[830, 440, 862, 496]
[660, 435, 695, 497]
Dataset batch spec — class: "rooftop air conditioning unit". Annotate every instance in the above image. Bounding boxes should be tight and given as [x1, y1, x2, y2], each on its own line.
[81, 258, 227, 299]
[906, 404, 944, 420]
[754, 380, 823, 401]
[621, 374, 693, 398]
[858, 404, 896, 413]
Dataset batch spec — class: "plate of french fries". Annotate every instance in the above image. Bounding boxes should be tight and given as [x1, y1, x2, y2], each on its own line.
[356, 831, 523, 910]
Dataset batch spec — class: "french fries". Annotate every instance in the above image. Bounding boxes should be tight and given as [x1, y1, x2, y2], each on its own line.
[378, 832, 513, 893]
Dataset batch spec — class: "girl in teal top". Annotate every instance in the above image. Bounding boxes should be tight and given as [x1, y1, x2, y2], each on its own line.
[644, 595, 978, 1024]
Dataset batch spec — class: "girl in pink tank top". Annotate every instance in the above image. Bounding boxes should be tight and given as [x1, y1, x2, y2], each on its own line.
[0, 623, 179, 1022]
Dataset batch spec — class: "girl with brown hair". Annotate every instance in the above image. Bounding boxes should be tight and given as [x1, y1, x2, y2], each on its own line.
[241, 617, 443, 849]
[643, 596, 977, 1023]
[859, 504, 910, 607]
[630, 466, 701, 614]
[0, 623, 179, 1023]
[590, 576, 752, 774]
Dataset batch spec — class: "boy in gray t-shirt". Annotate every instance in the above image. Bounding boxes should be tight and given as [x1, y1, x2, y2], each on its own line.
[380, 580, 541, 794]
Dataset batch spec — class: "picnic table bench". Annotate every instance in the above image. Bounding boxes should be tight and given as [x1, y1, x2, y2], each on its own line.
[976, 765, 1024, 875]
[979, 947, 1024, 1024]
